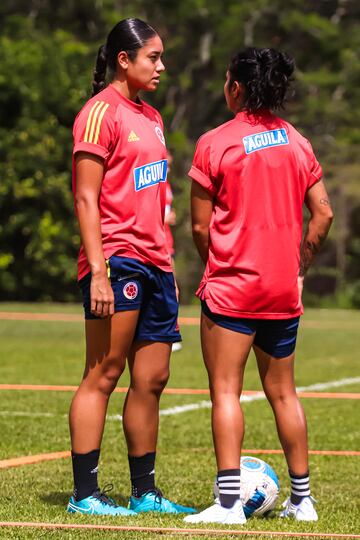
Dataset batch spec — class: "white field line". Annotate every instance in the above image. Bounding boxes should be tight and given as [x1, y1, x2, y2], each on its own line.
[109, 376, 360, 420]
[0, 411, 55, 417]
[109, 400, 214, 421]
[1, 376, 359, 420]
[296, 377, 360, 392]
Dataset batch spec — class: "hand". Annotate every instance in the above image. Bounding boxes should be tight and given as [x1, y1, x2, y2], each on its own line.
[174, 278, 180, 302]
[165, 209, 176, 226]
[90, 273, 115, 318]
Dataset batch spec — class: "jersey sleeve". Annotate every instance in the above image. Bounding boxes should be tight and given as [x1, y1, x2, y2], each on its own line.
[188, 133, 216, 195]
[306, 140, 323, 190]
[73, 100, 115, 160]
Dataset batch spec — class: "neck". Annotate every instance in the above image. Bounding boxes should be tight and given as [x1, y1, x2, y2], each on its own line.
[233, 102, 245, 114]
[111, 79, 139, 102]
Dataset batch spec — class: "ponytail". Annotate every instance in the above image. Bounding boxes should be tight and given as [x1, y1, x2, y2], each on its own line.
[92, 45, 107, 96]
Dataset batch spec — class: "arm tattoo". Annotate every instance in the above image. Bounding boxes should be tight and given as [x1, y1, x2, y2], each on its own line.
[299, 233, 327, 277]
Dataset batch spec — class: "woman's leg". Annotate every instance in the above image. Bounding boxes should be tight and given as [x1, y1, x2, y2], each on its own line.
[184, 313, 253, 524]
[122, 340, 196, 514]
[70, 310, 140, 452]
[254, 345, 318, 520]
[123, 341, 171, 456]
[68, 311, 139, 509]
[123, 341, 170, 501]
[253, 345, 308, 476]
[201, 313, 254, 470]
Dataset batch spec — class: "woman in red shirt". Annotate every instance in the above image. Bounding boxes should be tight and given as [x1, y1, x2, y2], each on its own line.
[185, 47, 333, 525]
[68, 18, 195, 517]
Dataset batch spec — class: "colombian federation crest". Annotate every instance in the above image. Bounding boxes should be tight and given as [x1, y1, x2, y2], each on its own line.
[155, 125, 166, 146]
[123, 282, 138, 300]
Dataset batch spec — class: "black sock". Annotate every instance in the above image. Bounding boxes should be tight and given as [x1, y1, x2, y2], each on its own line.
[71, 449, 100, 501]
[289, 470, 310, 505]
[218, 468, 241, 509]
[128, 452, 156, 498]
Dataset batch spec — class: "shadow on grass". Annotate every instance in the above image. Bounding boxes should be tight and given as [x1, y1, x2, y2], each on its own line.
[41, 492, 69, 507]
[41, 491, 129, 508]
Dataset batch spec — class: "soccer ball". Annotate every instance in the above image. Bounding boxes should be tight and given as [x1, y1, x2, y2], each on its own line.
[214, 456, 280, 517]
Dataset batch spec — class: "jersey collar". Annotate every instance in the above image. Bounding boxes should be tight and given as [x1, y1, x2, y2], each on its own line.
[236, 109, 274, 125]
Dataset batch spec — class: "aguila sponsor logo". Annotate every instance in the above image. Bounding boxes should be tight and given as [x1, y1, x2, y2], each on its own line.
[243, 129, 289, 154]
[133, 159, 168, 191]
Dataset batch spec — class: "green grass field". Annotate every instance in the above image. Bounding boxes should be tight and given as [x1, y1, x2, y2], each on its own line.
[0, 303, 359, 539]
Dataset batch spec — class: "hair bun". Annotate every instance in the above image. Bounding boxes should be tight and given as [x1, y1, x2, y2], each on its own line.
[257, 49, 294, 76]
[278, 51, 295, 78]
[257, 48, 274, 68]
[228, 47, 295, 111]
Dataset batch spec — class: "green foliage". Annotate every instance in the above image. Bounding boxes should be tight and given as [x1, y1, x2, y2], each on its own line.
[0, 1, 359, 304]
[0, 20, 91, 300]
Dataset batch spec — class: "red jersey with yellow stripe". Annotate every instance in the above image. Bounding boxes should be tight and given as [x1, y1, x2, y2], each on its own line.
[72, 84, 171, 280]
[189, 110, 323, 319]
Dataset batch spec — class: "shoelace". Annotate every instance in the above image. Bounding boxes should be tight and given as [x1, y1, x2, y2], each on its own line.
[92, 484, 117, 507]
[145, 487, 164, 507]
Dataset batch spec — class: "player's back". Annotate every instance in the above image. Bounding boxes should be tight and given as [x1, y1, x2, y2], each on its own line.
[193, 110, 322, 318]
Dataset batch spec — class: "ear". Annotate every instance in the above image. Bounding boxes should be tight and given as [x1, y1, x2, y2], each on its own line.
[231, 81, 244, 101]
[117, 51, 129, 70]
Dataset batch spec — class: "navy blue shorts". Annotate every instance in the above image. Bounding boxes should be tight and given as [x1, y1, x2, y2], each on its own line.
[79, 256, 181, 343]
[201, 301, 299, 358]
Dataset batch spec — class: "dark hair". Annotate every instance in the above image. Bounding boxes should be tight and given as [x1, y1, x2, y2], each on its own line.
[228, 47, 295, 112]
[92, 18, 157, 96]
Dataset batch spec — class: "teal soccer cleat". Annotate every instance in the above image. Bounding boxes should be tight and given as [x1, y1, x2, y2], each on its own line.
[129, 488, 196, 514]
[67, 488, 136, 516]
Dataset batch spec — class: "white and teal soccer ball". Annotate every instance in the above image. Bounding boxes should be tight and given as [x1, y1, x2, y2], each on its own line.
[214, 456, 280, 517]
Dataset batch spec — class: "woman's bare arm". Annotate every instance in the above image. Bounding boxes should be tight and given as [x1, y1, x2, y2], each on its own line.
[75, 152, 114, 317]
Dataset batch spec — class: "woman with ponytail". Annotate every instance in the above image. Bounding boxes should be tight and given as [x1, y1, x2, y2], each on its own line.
[68, 18, 196, 517]
[185, 48, 333, 525]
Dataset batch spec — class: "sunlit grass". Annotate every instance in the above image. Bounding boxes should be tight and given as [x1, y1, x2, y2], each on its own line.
[0, 304, 359, 538]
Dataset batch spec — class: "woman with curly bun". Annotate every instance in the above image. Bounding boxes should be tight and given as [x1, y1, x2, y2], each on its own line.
[68, 18, 195, 517]
[185, 48, 333, 525]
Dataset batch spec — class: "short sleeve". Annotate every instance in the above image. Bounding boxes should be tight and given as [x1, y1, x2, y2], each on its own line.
[73, 100, 115, 160]
[306, 140, 323, 190]
[188, 133, 216, 195]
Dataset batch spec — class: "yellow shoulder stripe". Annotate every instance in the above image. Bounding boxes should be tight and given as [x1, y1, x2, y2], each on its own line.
[83, 101, 110, 144]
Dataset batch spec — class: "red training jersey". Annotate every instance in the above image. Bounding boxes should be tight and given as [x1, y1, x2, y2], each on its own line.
[189, 110, 323, 319]
[72, 84, 172, 280]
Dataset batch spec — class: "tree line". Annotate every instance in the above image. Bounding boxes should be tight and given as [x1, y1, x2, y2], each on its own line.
[1, 0, 359, 306]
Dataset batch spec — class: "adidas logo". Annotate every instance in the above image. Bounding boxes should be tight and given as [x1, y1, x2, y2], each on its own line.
[128, 130, 140, 142]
